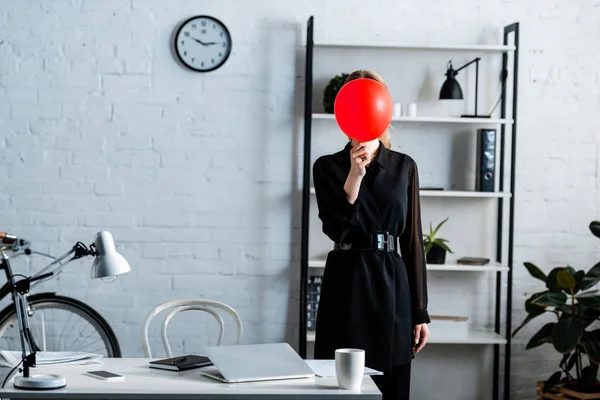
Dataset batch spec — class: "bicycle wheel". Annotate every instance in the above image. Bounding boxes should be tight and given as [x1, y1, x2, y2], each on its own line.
[0, 293, 121, 357]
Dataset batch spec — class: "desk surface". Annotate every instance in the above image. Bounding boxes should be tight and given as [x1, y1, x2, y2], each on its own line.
[0, 358, 381, 399]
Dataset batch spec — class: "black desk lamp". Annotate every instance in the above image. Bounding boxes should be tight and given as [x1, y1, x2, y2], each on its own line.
[439, 58, 490, 118]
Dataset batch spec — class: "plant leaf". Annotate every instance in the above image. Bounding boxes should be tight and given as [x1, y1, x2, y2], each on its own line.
[547, 267, 565, 292]
[577, 295, 600, 309]
[557, 269, 577, 290]
[435, 241, 454, 254]
[574, 270, 586, 294]
[526, 292, 549, 314]
[524, 262, 547, 283]
[552, 317, 584, 353]
[581, 306, 599, 327]
[581, 332, 600, 364]
[424, 242, 433, 255]
[590, 221, 600, 239]
[526, 323, 556, 350]
[531, 291, 567, 308]
[514, 292, 549, 338]
[581, 364, 599, 391]
[581, 262, 600, 291]
[430, 217, 449, 238]
[542, 371, 562, 393]
[512, 311, 546, 338]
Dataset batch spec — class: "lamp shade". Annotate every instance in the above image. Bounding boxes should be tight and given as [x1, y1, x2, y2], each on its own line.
[90, 231, 131, 279]
[439, 64, 464, 100]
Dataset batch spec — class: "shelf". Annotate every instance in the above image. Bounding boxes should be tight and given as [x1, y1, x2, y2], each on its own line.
[427, 263, 508, 272]
[313, 41, 516, 53]
[420, 190, 511, 198]
[307, 330, 506, 345]
[428, 330, 507, 344]
[312, 113, 513, 125]
[309, 259, 508, 272]
[309, 187, 511, 199]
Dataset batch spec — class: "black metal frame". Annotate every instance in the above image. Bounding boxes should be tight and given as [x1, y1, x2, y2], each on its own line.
[299, 17, 520, 400]
[500, 22, 520, 400]
[299, 16, 314, 359]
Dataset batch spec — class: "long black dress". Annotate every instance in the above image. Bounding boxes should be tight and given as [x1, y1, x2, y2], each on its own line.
[312, 141, 430, 373]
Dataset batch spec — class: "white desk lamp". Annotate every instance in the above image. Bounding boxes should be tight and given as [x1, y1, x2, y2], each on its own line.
[0, 231, 130, 390]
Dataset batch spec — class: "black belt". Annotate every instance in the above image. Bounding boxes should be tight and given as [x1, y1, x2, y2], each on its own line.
[334, 232, 396, 252]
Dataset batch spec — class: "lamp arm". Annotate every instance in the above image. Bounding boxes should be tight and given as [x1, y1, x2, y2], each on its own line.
[29, 242, 95, 290]
[455, 57, 481, 73]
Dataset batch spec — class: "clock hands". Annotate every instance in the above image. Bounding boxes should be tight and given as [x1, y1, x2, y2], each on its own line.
[190, 37, 217, 46]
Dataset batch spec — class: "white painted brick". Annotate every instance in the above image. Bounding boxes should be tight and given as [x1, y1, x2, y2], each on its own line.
[125, 61, 151, 74]
[82, 0, 131, 12]
[53, 196, 111, 213]
[160, 228, 212, 242]
[0, 89, 37, 103]
[113, 104, 162, 121]
[117, 44, 152, 60]
[33, 213, 79, 227]
[63, 103, 112, 122]
[162, 105, 203, 122]
[12, 104, 61, 120]
[97, 59, 125, 74]
[0, 104, 9, 118]
[38, 88, 88, 104]
[142, 244, 166, 259]
[82, 212, 135, 228]
[94, 182, 123, 196]
[102, 75, 151, 91]
[17, 58, 44, 75]
[30, 121, 79, 137]
[132, 152, 160, 167]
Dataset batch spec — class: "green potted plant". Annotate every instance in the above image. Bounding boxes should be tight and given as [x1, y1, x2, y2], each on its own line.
[323, 73, 349, 113]
[423, 217, 453, 264]
[512, 220, 600, 399]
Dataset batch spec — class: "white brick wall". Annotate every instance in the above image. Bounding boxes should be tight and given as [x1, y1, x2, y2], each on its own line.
[1, 1, 599, 399]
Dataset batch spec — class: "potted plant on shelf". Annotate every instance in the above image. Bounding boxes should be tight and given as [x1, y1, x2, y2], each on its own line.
[323, 73, 349, 113]
[423, 217, 453, 264]
[512, 220, 600, 399]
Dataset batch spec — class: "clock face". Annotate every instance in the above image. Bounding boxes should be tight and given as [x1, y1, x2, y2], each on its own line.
[174, 16, 232, 72]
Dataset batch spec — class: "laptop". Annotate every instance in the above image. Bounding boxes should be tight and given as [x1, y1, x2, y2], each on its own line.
[200, 342, 315, 383]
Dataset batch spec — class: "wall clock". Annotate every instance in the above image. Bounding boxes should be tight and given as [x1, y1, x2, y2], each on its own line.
[174, 15, 232, 72]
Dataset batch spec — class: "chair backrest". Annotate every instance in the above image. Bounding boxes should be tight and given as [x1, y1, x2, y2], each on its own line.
[141, 299, 243, 358]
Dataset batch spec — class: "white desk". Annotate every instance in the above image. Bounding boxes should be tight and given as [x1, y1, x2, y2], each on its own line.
[0, 358, 381, 399]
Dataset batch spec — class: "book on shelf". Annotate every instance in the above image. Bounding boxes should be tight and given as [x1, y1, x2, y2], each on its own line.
[456, 257, 490, 266]
[306, 276, 322, 331]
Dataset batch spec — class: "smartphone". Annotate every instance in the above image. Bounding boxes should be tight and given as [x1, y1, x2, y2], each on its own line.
[85, 370, 124, 381]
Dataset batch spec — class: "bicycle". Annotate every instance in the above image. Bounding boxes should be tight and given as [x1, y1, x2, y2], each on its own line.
[0, 232, 121, 358]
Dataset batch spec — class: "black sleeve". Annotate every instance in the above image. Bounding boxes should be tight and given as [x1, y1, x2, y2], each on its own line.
[312, 158, 363, 243]
[399, 158, 431, 325]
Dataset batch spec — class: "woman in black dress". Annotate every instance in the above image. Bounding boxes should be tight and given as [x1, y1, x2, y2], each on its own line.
[313, 70, 430, 400]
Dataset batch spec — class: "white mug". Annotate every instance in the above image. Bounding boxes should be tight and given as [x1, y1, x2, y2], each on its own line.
[407, 102, 417, 117]
[335, 348, 365, 390]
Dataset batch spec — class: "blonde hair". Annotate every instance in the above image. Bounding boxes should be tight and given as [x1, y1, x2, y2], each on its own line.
[343, 69, 392, 149]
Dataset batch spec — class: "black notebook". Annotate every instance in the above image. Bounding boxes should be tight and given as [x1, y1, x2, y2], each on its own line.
[149, 355, 212, 371]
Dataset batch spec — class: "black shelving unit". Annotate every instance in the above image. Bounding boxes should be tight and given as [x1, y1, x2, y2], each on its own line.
[299, 16, 520, 400]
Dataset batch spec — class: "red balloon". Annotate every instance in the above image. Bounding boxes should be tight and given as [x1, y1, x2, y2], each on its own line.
[333, 78, 393, 142]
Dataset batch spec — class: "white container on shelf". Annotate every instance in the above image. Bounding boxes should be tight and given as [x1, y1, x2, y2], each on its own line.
[429, 315, 469, 338]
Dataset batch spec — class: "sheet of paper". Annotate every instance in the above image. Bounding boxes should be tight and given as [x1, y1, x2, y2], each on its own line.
[0, 351, 103, 368]
[304, 359, 383, 378]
